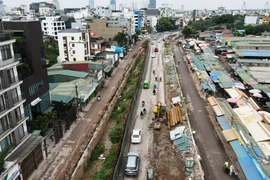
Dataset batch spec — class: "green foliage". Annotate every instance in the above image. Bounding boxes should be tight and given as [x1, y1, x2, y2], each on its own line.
[131, 34, 139, 42]
[93, 145, 117, 180]
[182, 26, 193, 38]
[156, 17, 178, 32]
[90, 144, 105, 162]
[0, 152, 5, 173]
[113, 32, 128, 46]
[34, 111, 58, 131]
[135, 29, 141, 35]
[145, 26, 153, 33]
[44, 42, 59, 67]
[109, 124, 122, 144]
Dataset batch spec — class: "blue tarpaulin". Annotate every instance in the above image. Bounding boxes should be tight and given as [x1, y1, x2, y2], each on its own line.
[238, 156, 264, 180]
[201, 83, 208, 90]
[230, 140, 248, 159]
[252, 147, 264, 158]
[216, 116, 231, 130]
[210, 71, 221, 81]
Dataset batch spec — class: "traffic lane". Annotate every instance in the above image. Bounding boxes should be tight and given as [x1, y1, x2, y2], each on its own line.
[173, 45, 234, 180]
[124, 45, 158, 180]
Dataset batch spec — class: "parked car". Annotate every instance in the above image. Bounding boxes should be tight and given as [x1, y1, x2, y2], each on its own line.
[151, 41, 154, 45]
[131, 129, 142, 143]
[125, 152, 140, 176]
[154, 47, 158, 52]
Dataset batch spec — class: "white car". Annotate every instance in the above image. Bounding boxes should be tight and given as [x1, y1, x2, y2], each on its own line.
[131, 129, 142, 143]
[151, 41, 154, 45]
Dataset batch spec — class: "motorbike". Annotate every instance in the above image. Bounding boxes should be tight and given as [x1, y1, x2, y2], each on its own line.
[97, 95, 101, 101]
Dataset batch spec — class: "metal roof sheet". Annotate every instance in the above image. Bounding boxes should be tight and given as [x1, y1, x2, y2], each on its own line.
[48, 70, 89, 79]
[6, 135, 43, 162]
[236, 50, 270, 57]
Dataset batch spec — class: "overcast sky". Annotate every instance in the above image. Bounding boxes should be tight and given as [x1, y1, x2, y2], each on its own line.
[4, 0, 269, 10]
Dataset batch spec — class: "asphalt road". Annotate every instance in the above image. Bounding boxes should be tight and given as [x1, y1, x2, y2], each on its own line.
[118, 34, 165, 180]
[172, 43, 237, 180]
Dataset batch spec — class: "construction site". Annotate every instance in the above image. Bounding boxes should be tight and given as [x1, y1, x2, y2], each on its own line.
[149, 40, 204, 179]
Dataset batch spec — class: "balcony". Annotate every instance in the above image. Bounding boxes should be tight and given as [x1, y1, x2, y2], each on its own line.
[0, 32, 11, 43]
[8, 76, 19, 85]
[15, 113, 26, 123]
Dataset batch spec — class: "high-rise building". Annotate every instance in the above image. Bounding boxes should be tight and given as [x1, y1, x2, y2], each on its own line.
[3, 21, 51, 131]
[0, 30, 44, 180]
[148, 0, 156, 8]
[89, 0, 95, 9]
[110, 0, 116, 10]
[53, 0, 60, 10]
[0, 0, 4, 15]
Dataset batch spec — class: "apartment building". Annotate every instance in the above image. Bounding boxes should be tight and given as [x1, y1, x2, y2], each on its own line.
[58, 28, 91, 62]
[3, 21, 51, 128]
[0, 32, 44, 180]
[41, 16, 66, 40]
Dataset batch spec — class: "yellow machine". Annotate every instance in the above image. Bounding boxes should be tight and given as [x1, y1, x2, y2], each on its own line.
[152, 102, 166, 120]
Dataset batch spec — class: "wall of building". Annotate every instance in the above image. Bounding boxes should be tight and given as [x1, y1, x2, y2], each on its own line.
[58, 31, 91, 62]
[3, 21, 51, 124]
[87, 19, 123, 41]
[41, 16, 66, 40]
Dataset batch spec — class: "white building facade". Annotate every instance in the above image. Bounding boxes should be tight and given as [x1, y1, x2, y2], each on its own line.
[41, 16, 66, 40]
[94, 6, 112, 17]
[57, 28, 91, 63]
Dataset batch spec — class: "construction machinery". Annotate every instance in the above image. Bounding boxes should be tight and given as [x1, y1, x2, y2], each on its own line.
[152, 101, 166, 120]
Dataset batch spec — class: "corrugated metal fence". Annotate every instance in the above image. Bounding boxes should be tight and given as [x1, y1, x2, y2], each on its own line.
[112, 47, 149, 180]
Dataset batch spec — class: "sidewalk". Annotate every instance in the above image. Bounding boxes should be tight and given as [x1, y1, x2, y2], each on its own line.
[30, 42, 144, 180]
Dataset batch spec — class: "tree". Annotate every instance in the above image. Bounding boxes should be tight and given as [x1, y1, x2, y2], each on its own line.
[135, 29, 141, 35]
[182, 26, 193, 38]
[156, 17, 178, 32]
[34, 111, 58, 132]
[113, 32, 128, 46]
[109, 125, 122, 144]
[131, 34, 139, 42]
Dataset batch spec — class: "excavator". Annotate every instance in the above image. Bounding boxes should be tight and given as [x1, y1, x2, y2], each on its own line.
[152, 102, 166, 130]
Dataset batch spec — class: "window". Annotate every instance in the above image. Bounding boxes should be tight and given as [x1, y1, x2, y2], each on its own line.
[0, 135, 11, 151]
[14, 107, 22, 121]
[79, 37, 82, 40]
[73, 58, 76, 61]
[71, 37, 74, 40]
[72, 44, 75, 47]
[73, 50, 75, 54]
[7, 68, 15, 84]
[11, 88, 19, 104]
[0, 95, 5, 112]
[18, 124, 25, 139]
[0, 116, 8, 134]
[0, 45, 12, 61]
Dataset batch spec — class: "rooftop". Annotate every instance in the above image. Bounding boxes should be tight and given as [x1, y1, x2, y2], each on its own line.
[236, 50, 270, 57]
[48, 70, 89, 79]
[235, 42, 270, 47]
[59, 28, 82, 33]
[50, 78, 99, 103]
[6, 135, 43, 162]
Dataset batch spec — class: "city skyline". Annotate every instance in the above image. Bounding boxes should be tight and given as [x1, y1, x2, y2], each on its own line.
[4, 0, 270, 10]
